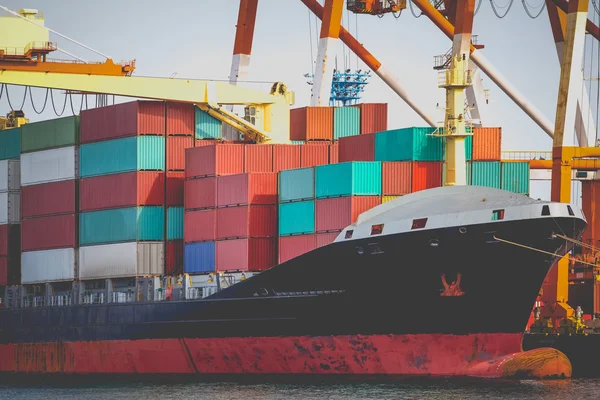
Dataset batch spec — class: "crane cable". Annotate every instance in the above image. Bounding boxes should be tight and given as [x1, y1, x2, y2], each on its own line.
[489, 0, 516, 19]
[521, 0, 546, 19]
[28, 87, 49, 115]
[409, 0, 423, 18]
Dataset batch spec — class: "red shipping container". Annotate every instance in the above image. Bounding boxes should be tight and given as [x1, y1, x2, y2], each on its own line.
[315, 196, 381, 233]
[216, 205, 277, 239]
[80, 172, 164, 212]
[382, 162, 412, 195]
[316, 232, 341, 248]
[245, 144, 273, 173]
[329, 142, 339, 164]
[167, 135, 194, 171]
[184, 209, 216, 243]
[21, 214, 77, 251]
[21, 180, 77, 219]
[166, 172, 185, 206]
[353, 103, 388, 135]
[290, 107, 334, 141]
[0, 225, 6, 257]
[279, 235, 316, 264]
[80, 100, 165, 143]
[273, 144, 301, 173]
[166, 103, 195, 135]
[412, 162, 443, 193]
[0, 224, 19, 258]
[184, 177, 217, 210]
[216, 173, 277, 207]
[195, 139, 219, 147]
[472, 127, 502, 160]
[301, 142, 330, 167]
[216, 238, 276, 272]
[339, 134, 375, 162]
[166, 240, 184, 276]
[185, 144, 245, 179]
[0, 256, 6, 286]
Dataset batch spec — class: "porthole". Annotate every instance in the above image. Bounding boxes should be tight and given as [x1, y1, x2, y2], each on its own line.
[459, 227, 467, 234]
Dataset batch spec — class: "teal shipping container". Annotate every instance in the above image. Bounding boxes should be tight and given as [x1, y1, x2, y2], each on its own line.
[290, 141, 305, 145]
[80, 206, 164, 245]
[501, 161, 530, 194]
[375, 127, 443, 161]
[316, 162, 382, 198]
[334, 107, 360, 140]
[471, 161, 501, 189]
[279, 167, 314, 202]
[279, 200, 315, 236]
[167, 207, 184, 240]
[80, 136, 165, 178]
[195, 107, 222, 139]
[0, 127, 20, 160]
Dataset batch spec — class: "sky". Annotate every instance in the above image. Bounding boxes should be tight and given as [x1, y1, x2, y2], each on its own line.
[1, 0, 597, 203]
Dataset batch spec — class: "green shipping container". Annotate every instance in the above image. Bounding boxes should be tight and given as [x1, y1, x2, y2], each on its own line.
[167, 207, 184, 240]
[316, 162, 382, 198]
[80, 136, 165, 178]
[195, 107, 222, 139]
[501, 161, 530, 195]
[0, 127, 20, 160]
[279, 167, 314, 202]
[375, 127, 443, 161]
[471, 161, 501, 189]
[21, 116, 79, 153]
[80, 206, 164, 245]
[279, 200, 315, 236]
[334, 107, 360, 140]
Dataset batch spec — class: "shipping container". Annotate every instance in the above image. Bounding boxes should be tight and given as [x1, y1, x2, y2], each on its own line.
[0, 127, 20, 160]
[333, 107, 360, 140]
[0, 224, 19, 257]
[353, 103, 388, 135]
[0, 192, 20, 224]
[184, 177, 217, 210]
[582, 181, 600, 244]
[300, 142, 330, 167]
[184, 209, 216, 243]
[21, 248, 76, 284]
[245, 144, 273, 173]
[315, 196, 380, 232]
[382, 195, 400, 204]
[412, 161, 443, 192]
[471, 161, 501, 189]
[375, 127, 442, 161]
[279, 235, 316, 264]
[79, 241, 164, 280]
[217, 173, 277, 207]
[185, 144, 244, 178]
[216, 205, 277, 239]
[21, 180, 77, 219]
[316, 231, 340, 248]
[167, 103, 195, 135]
[272, 144, 301, 173]
[80, 101, 165, 143]
[20, 115, 79, 153]
[195, 139, 219, 146]
[184, 241, 216, 274]
[279, 167, 314, 202]
[0, 159, 20, 192]
[195, 107, 222, 139]
[166, 172, 185, 206]
[21, 146, 78, 186]
[279, 201, 315, 236]
[329, 142, 339, 164]
[166, 240, 184, 275]
[339, 134, 375, 162]
[316, 162, 382, 198]
[216, 238, 276, 272]
[79, 207, 164, 246]
[21, 214, 76, 251]
[501, 161, 530, 195]
[80, 172, 163, 212]
[290, 106, 334, 141]
[472, 127, 502, 161]
[382, 162, 412, 195]
[167, 135, 194, 171]
[80, 136, 164, 178]
[167, 207, 184, 240]
[0, 257, 6, 286]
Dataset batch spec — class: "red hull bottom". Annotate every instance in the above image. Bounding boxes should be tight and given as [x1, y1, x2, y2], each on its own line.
[0, 333, 571, 379]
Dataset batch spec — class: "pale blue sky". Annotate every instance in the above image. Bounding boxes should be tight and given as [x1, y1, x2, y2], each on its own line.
[2, 0, 598, 202]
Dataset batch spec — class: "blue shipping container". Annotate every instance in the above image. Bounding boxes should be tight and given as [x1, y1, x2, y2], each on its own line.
[279, 200, 315, 236]
[316, 162, 382, 198]
[195, 107, 222, 139]
[279, 167, 314, 202]
[167, 207, 184, 240]
[0, 127, 20, 160]
[375, 127, 443, 161]
[333, 107, 360, 140]
[80, 206, 164, 245]
[184, 242, 216, 273]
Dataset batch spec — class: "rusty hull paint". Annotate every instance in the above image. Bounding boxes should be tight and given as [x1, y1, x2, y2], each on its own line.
[0, 333, 571, 379]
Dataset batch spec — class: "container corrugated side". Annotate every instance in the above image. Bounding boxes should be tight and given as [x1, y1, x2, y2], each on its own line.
[315, 162, 382, 198]
[167, 207, 184, 240]
[20, 115, 79, 153]
[21, 248, 76, 284]
[166, 240, 184, 275]
[217, 173, 277, 207]
[79, 241, 164, 280]
[471, 161, 501, 189]
[184, 177, 217, 210]
[195, 107, 222, 139]
[184, 144, 244, 178]
[412, 161, 443, 192]
[273, 145, 301, 173]
[333, 107, 360, 140]
[279, 201, 315, 236]
[329, 142, 339, 164]
[300, 142, 330, 167]
[472, 127, 501, 160]
[316, 232, 340, 248]
[167, 103, 195, 135]
[501, 161, 530, 194]
[245, 145, 273, 173]
[184, 209, 216, 242]
[290, 107, 334, 141]
[0, 128, 20, 160]
[315, 196, 380, 232]
[21, 214, 76, 251]
[166, 172, 185, 206]
[216, 238, 276, 272]
[0, 192, 20, 224]
[375, 127, 442, 161]
[279, 235, 316, 264]
[216, 205, 277, 239]
[21, 146, 78, 186]
[279, 167, 314, 202]
[339, 134, 375, 162]
[21, 180, 76, 219]
[184, 242, 216, 273]
[382, 162, 412, 195]
[353, 103, 388, 135]
[0, 159, 20, 192]
[167, 135, 194, 171]
[582, 182, 600, 244]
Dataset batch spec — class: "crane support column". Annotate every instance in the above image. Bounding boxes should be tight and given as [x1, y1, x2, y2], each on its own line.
[230, 0, 259, 86]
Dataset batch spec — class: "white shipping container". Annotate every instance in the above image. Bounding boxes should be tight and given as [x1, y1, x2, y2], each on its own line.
[0, 192, 20, 224]
[20, 146, 79, 187]
[79, 242, 164, 280]
[0, 159, 20, 192]
[21, 248, 77, 284]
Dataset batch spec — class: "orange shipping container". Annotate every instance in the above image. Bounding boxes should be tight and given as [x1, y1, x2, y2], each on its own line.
[167, 135, 194, 171]
[382, 162, 412, 195]
[472, 127, 502, 161]
[316, 232, 340, 248]
[216, 205, 277, 239]
[329, 142, 339, 164]
[216, 173, 277, 207]
[290, 107, 334, 141]
[412, 162, 443, 192]
[195, 139, 219, 147]
[273, 144, 301, 173]
[278, 235, 316, 264]
[582, 181, 600, 245]
[301, 142, 330, 167]
[166, 103, 195, 135]
[184, 209, 216, 243]
[353, 103, 388, 135]
[315, 196, 381, 233]
[245, 144, 273, 173]
[185, 144, 245, 179]
[216, 238, 276, 272]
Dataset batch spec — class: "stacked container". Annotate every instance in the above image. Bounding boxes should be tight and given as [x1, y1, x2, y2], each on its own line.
[290, 106, 334, 141]
[352, 103, 388, 135]
[471, 127, 502, 189]
[0, 159, 20, 286]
